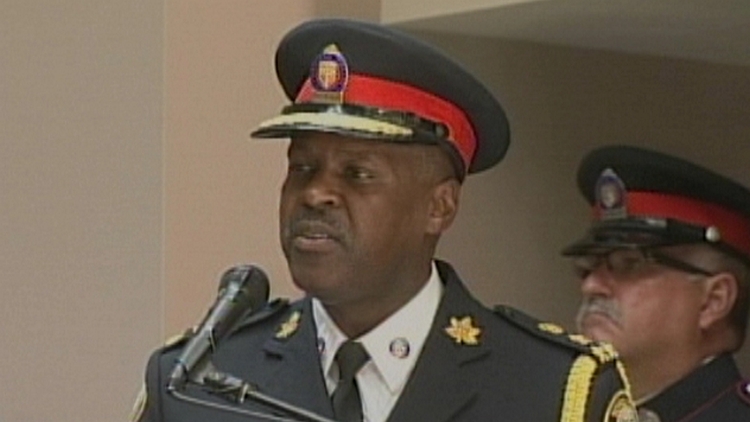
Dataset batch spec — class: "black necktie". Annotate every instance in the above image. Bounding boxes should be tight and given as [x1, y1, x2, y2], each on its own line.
[331, 341, 370, 422]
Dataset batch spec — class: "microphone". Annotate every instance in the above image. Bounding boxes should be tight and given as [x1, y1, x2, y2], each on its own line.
[168, 264, 270, 391]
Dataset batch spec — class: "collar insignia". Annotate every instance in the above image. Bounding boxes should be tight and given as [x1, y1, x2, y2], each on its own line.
[275, 310, 301, 339]
[389, 337, 411, 359]
[445, 316, 481, 345]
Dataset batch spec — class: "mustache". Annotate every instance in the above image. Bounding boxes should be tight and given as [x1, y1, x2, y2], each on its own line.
[283, 209, 347, 242]
[576, 296, 622, 328]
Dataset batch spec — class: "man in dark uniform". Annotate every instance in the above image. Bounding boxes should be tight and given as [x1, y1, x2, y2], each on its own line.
[563, 145, 750, 421]
[132, 19, 635, 422]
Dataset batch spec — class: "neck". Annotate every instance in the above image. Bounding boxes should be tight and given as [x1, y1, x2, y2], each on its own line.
[325, 261, 433, 339]
[626, 348, 720, 401]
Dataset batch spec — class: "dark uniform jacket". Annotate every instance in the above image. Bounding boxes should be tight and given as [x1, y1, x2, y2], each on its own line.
[637, 354, 750, 422]
[133, 261, 634, 422]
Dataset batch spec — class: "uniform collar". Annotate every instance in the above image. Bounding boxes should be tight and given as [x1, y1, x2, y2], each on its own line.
[313, 261, 443, 393]
[639, 353, 743, 421]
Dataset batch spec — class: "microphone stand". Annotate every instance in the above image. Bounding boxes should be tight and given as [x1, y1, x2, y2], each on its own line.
[168, 363, 337, 422]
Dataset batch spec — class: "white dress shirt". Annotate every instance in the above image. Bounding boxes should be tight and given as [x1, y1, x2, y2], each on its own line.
[312, 262, 443, 422]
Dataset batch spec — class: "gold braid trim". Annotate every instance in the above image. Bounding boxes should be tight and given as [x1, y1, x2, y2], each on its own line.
[615, 360, 635, 403]
[560, 355, 598, 422]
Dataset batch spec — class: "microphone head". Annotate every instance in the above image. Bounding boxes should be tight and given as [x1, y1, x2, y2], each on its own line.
[218, 264, 270, 312]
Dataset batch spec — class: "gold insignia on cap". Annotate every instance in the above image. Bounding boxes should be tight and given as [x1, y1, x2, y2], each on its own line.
[310, 44, 348, 105]
[604, 390, 638, 422]
[538, 322, 565, 335]
[275, 311, 301, 339]
[129, 383, 147, 422]
[445, 316, 481, 345]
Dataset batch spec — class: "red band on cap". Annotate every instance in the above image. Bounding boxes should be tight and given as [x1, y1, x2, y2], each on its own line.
[296, 74, 477, 172]
[596, 191, 750, 256]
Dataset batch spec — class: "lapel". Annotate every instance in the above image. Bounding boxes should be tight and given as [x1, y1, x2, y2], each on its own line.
[256, 299, 335, 419]
[387, 261, 491, 422]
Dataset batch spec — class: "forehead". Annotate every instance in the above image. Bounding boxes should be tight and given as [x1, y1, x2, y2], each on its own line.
[287, 133, 429, 162]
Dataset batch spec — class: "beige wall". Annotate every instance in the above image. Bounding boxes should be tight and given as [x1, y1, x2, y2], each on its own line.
[0, 1, 163, 421]
[2, 2, 748, 420]
[381, 0, 535, 22]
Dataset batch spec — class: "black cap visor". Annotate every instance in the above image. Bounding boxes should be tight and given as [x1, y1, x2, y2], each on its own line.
[562, 218, 709, 256]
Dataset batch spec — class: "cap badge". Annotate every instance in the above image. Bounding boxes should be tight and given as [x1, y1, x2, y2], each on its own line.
[389, 338, 411, 359]
[309, 44, 349, 105]
[445, 316, 481, 345]
[275, 310, 301, 339]
[596, 168, 628, 220]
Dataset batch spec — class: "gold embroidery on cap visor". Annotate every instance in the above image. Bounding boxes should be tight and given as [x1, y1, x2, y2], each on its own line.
[254, 102, 452, 142]
[255, 111, 413, 138]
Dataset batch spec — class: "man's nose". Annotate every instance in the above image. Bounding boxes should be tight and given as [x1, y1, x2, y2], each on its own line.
[579, 266, 615, 297]
[302, 169, 342, 209]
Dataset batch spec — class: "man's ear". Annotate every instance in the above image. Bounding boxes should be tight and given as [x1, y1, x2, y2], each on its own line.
[425, 179, 460, 235]
[698, 272, 738, 330]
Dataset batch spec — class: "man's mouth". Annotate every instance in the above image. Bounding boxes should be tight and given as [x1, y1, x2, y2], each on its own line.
[288, 220, 342, 252]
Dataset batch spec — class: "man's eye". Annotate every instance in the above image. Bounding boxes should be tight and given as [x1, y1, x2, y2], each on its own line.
[610, 253, 646, 272]
[572, 265, 592, 280]
[572, 256, 599, 279]
[288, 162, 313, 173]
[345, 167, 374, 180]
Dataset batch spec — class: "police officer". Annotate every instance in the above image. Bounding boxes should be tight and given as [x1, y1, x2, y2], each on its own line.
[563, 145, 750, 421]
[132, 19, 635, 422]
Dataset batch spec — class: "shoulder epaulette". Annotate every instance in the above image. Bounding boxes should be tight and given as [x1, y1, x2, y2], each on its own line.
[492, 304, 619, 364]
[159, 326, 196, 354]
[229, 297, 291, 335]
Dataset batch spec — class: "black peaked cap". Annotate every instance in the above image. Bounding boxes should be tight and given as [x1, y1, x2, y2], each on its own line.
[251, 18, 510, 175]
